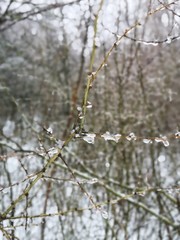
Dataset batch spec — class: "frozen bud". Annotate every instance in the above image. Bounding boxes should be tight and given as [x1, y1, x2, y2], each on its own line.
[75, 133, 80, 138]
[162, 137, 169, 147]
[102, 63, 107, 68]
[101, 132, 113, 141]
[86, 101, 92, 109]
[134, 191, 145, 197]
[77, 106, 82, 112]
[100, 209, 108, 219]
[126, 132, 137, 141]
[143, 139, 152, 144]
[56, 139, 64, 148]
[155, 137, 161, 143]
[83, 133, 96, 144]
[78, 114, 84, 119]
[175, 131, 180, 138]
[114, 134, 122, 143]
[87, 178, 98, 184]
[105, 162, 110, 168]
[47, 147, 59, 157]
[46, 127, 53, 135]
[91, 72, 96, 76]
[71, 129, 75, 133]
[101, 132, 121, 143]
[155, 136, 169, 147]
[166, 36, 172, 44]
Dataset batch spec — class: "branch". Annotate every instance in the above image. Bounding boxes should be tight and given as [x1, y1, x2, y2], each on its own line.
[0, 0, 81, 31]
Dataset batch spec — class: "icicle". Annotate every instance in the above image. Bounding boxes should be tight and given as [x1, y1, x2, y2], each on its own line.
[142, 41, 159, 46]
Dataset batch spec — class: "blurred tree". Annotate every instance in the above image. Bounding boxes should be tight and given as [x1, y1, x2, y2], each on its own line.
[0, 0, 180, 239]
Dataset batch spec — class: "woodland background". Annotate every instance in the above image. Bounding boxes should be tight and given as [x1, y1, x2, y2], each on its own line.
[0, 0, 180, 239]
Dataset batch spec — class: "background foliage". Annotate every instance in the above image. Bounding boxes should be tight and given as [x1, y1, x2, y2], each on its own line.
[0, 0, 180, 239]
